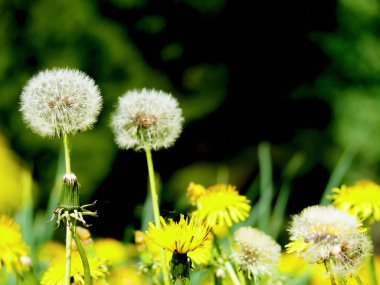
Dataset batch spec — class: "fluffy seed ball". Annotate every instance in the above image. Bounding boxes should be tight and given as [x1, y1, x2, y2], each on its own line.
[286, 205, 371, 276]
[233, 227, 281, 279]
[110, 88, 184, 151]
[20, 68, 102, 137]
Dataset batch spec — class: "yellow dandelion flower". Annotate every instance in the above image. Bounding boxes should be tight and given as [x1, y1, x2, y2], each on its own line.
[37, 241, 66, 264]
[279, 252, 309, 275]
[187, 182, 206, 206]
[331, 180, 380, 223]
[0, 215, 29, 273]
[107, 265, 147, 285]
[0, 136, 23, 213]
[146, 214, 212, 281]
[146, 215, 211, 254]
[41, 251, 108, 285]
[134, 229, 164, 277]
[192, 184, 251, 227]
[279, 252, 327, 284]
[211, 223, 229, 238]
[146, 214, 211, 254]
[135, 229, 161, 259]
[285, 240, 311, 255]
[94, 238, 127, 265]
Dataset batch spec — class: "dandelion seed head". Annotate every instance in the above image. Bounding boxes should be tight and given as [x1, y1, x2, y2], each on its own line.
[288, 205, 361, 240]
[20, 68, 102, 137]
[286, 205, 371, 276]
[233, 227, 281, 279]
[110, 88, 184, 151]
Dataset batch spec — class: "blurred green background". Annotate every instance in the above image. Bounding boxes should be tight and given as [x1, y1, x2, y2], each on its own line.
[1, 0, 380, 240]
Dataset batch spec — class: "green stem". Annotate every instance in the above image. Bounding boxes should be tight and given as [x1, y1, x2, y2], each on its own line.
[63, 134, 72, 174]
[73, 226, 92, 285]
[145, 148, 170, 285]
[337, 276, 347, 285]
[324, 259, 337, 285]
[64, 212, 72, 285]
[368, 253, 378, 285]
[225, 261, 241, 285]
[227, 229, 246, 285]
[145, 148, 160, 226]
[152, 276, 161, 285]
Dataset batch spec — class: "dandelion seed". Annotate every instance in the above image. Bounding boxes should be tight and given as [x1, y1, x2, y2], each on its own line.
[233, 227, 281, 280]
[20, 68, 102, 137]
[110, 88, 184, 151]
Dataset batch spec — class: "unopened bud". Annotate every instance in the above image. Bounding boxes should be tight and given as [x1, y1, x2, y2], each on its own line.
[58, 173, 80, 210]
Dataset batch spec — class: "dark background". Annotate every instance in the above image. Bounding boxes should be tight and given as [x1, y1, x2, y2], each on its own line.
[3, 0, 379, 241]
[92, 0, 336, 238]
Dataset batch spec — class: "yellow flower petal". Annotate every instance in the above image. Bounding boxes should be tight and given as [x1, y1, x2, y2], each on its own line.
[331, 180, 380, 224]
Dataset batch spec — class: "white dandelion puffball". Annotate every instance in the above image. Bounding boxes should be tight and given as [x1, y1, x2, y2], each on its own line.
[233, 227, 281, 279]
[287, 205, 371, 275]
[110, 88, 184, 151]
[288, 205, 361, 240]
[20, 68, 102, 137]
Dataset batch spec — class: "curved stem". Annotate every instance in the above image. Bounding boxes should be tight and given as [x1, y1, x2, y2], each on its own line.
[365, 224, 378, 285]
[73, 226, 92, 285]
[225, 261, 241, 285]
[63, 134, 72, 174]
[324, 259, 337, 285]
[64, 212, 72, 285]
[145, 148, 170, 285]
[368, 253, 378, 285]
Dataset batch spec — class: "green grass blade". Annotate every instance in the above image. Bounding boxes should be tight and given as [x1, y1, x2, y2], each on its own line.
[320, 145, 357, 205]
[33, 146, 65, 246]
[14, 166, 34, 249]
[270, 152, 305, 239]
[257, 142, 274, 233]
